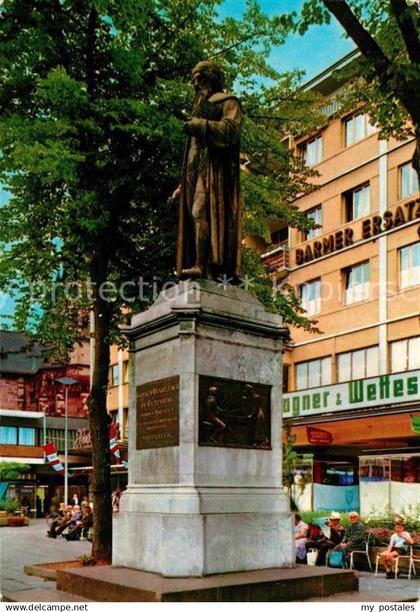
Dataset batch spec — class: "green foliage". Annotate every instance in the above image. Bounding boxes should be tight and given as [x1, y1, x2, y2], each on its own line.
[3, 499, 20, 514]
[0, 462, 30, 482]
[296, 0, 420, 144]
[0, 0, 324, 355]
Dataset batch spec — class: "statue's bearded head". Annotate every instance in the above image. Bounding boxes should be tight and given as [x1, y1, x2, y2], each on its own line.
[191, 60, 224, 94]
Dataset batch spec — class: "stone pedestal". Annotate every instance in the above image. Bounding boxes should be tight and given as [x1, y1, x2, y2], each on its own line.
[113, 280, 294, 577]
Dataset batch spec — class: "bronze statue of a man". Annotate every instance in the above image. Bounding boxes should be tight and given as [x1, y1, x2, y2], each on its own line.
[172, 60, 242, 280]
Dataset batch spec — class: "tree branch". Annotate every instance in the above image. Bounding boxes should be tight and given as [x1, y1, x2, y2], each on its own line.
[321, 0, 393, 79]
[389, 0, 420, 65]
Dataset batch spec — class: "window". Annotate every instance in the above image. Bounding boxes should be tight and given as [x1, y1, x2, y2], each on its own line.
[270, 226, 288, 246]
[337, 346, 379, 382]
[110, 364, 120, 386]
[19, 428, 35, 446]
[283, 365, 290, 393]
[46, 429, 77, 451]
[344, 112, 375, 146]
[300, 278, 321, 316]
[344, 184, 370, 222]
[295, 357, 331, 390]
[400, 242, 420, 289]
[0, 426, 17, 445]
[344, 261, 369, 304]
[390, 336, 420, 373]
[300, 135, 323, 166]
[123, 361, 129, 383]
[400, 163, 419, 198]
[305, 206, 322, 240]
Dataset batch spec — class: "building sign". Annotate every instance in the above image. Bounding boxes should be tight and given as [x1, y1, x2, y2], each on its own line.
[283, 370, 420, 418]
[136, 376, 179, 450]
[76, 428, 92, 448]
[306, 426, 333, 444]
[295, 197, 420, 266]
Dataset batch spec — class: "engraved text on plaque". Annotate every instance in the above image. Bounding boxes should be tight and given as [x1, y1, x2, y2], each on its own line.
[136, 376, 180, 449]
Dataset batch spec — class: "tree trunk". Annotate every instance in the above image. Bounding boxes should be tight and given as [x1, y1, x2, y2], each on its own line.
[87, 259, 113, 563]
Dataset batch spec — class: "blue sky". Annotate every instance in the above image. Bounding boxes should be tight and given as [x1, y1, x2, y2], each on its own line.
[218, 0, 355, 82]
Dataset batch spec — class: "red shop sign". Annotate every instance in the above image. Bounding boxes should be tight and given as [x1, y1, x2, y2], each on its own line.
[306, 426, 333, 445]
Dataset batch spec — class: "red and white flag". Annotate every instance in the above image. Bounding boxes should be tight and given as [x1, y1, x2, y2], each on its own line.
[42, 442, 65, 475]
[109, 422, 121, 461]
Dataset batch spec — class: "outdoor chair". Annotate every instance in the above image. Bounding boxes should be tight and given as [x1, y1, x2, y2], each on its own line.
[349, 530, 373, 571]
[375, 545, 419, 580]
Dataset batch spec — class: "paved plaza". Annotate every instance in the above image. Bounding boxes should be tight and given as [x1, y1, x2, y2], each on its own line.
[0, 519, 90, 599]
[0, 520, 418, 602]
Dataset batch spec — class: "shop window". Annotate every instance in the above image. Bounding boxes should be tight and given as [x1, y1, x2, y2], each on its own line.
[299, 135, 323, 166]
[400, 162, 419, 198]
[390, 456, 419, 483]
[0, 426, 17, 445]
[344, 261, 369, 304]
[337, 346, 379, 382]
[390, 336, 420, 373]
[300, 278, 321, 316]
[19, 428, 35, 446]
[344, 112, 375, 147]
[304, 206, 322, 240]
[400, 242, 420, 289]
[295, 356, 331, 390]
[344, 183, 370, 222]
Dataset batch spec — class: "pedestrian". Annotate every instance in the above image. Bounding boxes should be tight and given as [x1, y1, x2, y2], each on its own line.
[334, 511, 366, 563]
[306, 512, 345, 566]
[294, 513, 309, 563]
[379, 521, 414, 578]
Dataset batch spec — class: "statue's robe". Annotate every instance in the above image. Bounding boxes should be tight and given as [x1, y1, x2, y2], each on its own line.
[176, 92, 242, 279]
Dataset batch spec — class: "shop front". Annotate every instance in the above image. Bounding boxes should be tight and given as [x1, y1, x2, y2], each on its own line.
[283, 371, 420, 515]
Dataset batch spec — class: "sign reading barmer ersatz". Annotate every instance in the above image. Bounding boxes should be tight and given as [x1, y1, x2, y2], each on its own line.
[136, 376, 179, 449]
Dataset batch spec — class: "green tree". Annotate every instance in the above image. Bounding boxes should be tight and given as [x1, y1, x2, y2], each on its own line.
[0, 0, 321, 560]
[0, 462, 30, 481]
[297, 0, 420, 183]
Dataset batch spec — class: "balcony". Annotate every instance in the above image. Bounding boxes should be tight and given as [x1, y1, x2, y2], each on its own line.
[261, 241, 290, 279]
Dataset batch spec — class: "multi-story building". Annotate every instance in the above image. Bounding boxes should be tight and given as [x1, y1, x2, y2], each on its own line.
[0, 330, 90, 513]
[263, 52, 420, 515]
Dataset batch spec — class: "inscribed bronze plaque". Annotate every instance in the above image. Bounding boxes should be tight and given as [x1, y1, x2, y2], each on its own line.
[136, 376, 179, 449]
[199, 375, 271, 449]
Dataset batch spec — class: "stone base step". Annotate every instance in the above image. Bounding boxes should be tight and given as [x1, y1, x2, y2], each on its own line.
[305, 591, 418, 602]
[3, 589, 94, 603]
[56, 564, 358, 602]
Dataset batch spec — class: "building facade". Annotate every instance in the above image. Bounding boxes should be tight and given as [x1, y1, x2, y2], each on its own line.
[0, 331, 91, 514]
[263, 54, 420, 515]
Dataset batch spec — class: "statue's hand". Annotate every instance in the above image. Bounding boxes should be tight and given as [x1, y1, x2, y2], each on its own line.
[183, 117, 204, 136]
[168, 185, 181, 205]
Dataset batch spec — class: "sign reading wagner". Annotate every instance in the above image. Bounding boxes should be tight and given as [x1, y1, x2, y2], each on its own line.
[136, 376, 179, 449]
[283, 370, 419, 418]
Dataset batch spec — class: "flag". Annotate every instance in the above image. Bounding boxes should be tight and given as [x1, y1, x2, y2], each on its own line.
[42, 442, 65, 475]
[109, 422, 121, 461]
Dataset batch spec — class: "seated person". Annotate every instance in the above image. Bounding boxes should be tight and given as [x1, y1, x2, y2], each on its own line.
[80, 506, 93, 540]
[294, 513, 309, 563]
[334, 511, 366, 560]
[379, 521, 414, 579]
[305, 512, 345, 566]
[47, 506, 73, 538]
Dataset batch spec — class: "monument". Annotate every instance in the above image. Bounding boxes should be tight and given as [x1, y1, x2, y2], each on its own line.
[113, 60, 294, 577]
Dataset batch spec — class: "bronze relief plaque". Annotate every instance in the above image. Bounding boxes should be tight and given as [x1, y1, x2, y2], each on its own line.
[199, 375, 271, 449]
[136, 376, 179, 449]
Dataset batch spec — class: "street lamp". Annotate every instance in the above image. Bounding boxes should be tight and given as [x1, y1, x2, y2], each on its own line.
[55, 377, 78, 506]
